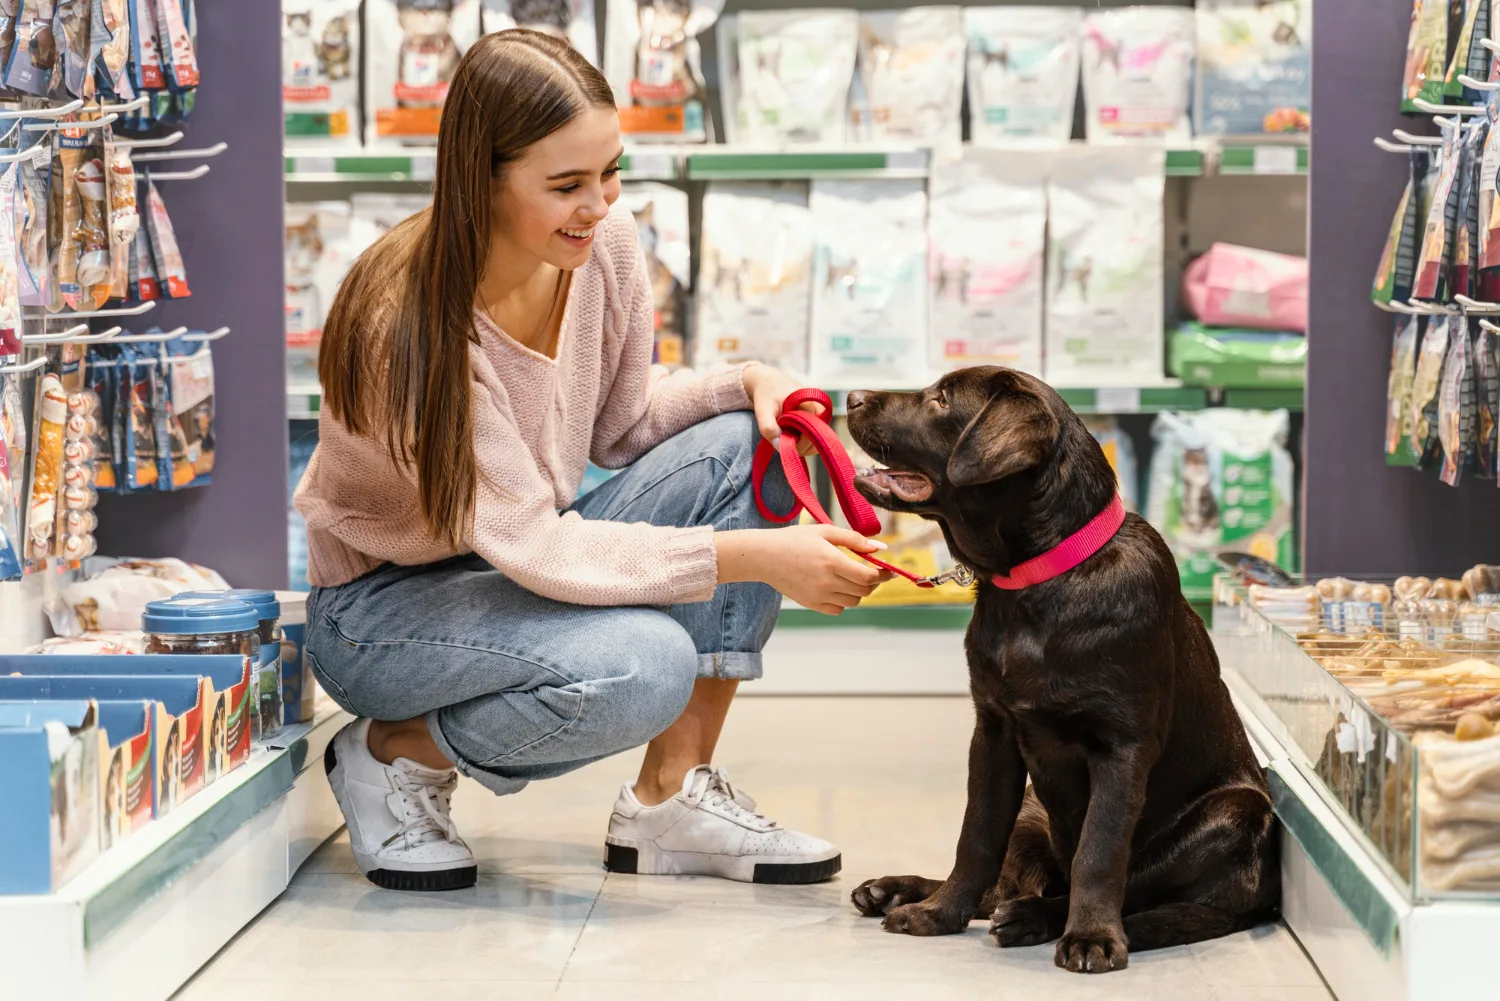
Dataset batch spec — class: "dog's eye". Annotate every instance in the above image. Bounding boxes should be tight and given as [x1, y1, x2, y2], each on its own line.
[931, 390, 949, 409]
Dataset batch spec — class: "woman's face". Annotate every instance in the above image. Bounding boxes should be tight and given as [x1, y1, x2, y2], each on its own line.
[492, 106, 623, 272]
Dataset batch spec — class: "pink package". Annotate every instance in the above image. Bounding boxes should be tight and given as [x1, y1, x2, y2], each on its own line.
[1182, 243, 1308, 333]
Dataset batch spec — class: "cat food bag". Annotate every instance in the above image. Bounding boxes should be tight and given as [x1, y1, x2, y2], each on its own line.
[964, 6, 1082, 145]
[809, 178, 927, 382]
[603, 0, 721, 142]
[7, 0, 57, 96]
[164, 335, 211, 484]
[1081, 6, 1194, 143]
[285, 200, 354, 348]
[695, 181, 812, 375]
[929, 146, 1045, 376]
[1375, 148, 1431, 307]
[1411, 312, 1452, 466]
[1402, 0, 1450, 112]
[127, 0, 162, 90]
[850, 6, 964, 151]
[14, 124, 48, 308]
[616, 183, 689, 366]
[1083, 416, 1139, 512]
[1045, 145, 1165, 385]
[482, 0, 597, 65]
[1444, 0, 1491, 104]
[366, 0, 482, 145]
[143, 176, 188, 298]
[1414, 120, 1464, 302]
[1386, 313, 1423, 468]
[0, 162, 20, 356]
[1195, 0, 1310, 136]
[734, 9, 858, 146]
[283, 1, 362, 145]
[1146, 408, 1295, 594]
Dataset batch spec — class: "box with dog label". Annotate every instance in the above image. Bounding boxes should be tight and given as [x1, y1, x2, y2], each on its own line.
[93, 699, 157, 846]
[0, 700, 102, 894]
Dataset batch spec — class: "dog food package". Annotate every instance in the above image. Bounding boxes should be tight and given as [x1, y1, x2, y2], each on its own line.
[1403, 0, 1450, 111]
[127, 0, 165, 91]
[366, 0, 482, 145]
[1387, 316, 1423, 469]
[1374, 148, 1431, 307]
[849, 7, 965, 151]
[153, 0, 198, 89]
[53, 0, 92, 99]
[1411, 312, 1452, 467]
[809, 179, 928, 382]
[616, 183, 689, 367]
[482, 0, 597, 65]
[695, 182, 812, 375]
[1083, 416, 1139, 512]
[1453, 116, 1489, 299]
[1414, 120, 1464, 303]
[27, 372, 66, 562]
[1194, 0, 1310, 136]
[1081, 6, 1194, 143]
[92, 0, 133, 100]
[1477, 321, 1500, 481]
[105, 141, 139, 301]
[165, 338, 213, 486]
[734, 9, 859, 146]
[1044, 145, 1165, 385]
[283, 1, 362, 145]
[1446, 0, 1493, 103]
[964, 6, 1082, 145]
[1438, 318, 1477, 485]
[1146, 408, 1295, 594]
[15, 125, 50, 308]
[928, 147, 1045, 376]
[7, 0, 57, 96]
[604, 0, 721, 142]
[1182, 243, 1308, 333]
[285, 200, 355, 349]
[143, 177, 189, 298]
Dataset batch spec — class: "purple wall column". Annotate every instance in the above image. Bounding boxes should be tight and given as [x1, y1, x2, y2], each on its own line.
[1304, 0, 1500, 577]
[93, 5, 289, 588]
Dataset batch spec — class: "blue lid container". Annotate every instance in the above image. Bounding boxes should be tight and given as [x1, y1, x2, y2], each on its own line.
[142, 597, 260, 635]
[178, 589, 280, 622]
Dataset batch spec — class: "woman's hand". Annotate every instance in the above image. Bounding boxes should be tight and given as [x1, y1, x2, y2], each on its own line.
[716, 525, 894, 616]
[742, 363, 821, 455]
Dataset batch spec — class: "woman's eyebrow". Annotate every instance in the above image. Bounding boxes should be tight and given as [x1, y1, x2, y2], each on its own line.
[545, 151, 625, 181]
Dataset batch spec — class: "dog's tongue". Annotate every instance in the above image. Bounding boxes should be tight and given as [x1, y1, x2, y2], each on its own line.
[857, 467, 934, 502]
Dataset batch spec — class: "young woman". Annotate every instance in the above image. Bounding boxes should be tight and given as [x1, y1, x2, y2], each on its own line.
[295, 30, 890, 892]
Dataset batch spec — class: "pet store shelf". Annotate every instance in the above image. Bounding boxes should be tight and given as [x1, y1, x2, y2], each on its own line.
[1217, 142, 1310, 176]
[0, 708, 351, 1001]
[686, 147, 931, 180]
[288, 385, 321, 420]
[284, 147, 671, 182]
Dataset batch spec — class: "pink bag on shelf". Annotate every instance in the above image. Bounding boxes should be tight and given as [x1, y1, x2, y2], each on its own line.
[1181, 243, 1308, 333]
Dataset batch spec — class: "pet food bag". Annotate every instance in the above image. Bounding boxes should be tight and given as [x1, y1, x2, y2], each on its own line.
[1081, 6, 1194, 143]
[1044, 146, 1165, 385]
[285, 200, 355, 348]
[604, 0, 722, 142]
[964, 6, 1083, 145]
[1146, 408, 1295, 595]
[1083, 416, 1139, 512]
[1195, 0, 1310, 136]
[810, 178, 928, 383]
[616, 183, 689, 367]
[366, 0, 482, 145]
[0, 162, 21, 357]
[734, 9, 859, 146]
[283, 1, 362, 145]
[851, 6, 965, 151]
[349, 191, 432, 256]
[1402, 0, 1450, 112]
[7, 1, 57, 96]
[928, 146, 1045, 376]
[482, 0, 598, 65]
[1182, 243, 1308, 333]
[695, 181, 812, 375]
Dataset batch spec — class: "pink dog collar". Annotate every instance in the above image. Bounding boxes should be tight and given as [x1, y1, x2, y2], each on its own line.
[990, 495, 1127, 591]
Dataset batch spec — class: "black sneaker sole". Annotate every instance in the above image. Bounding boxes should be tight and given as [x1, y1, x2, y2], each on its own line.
[604, 843, 841, 885]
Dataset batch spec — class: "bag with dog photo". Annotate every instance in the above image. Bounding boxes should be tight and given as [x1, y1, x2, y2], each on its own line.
[1081, 5, 1194, 143]
[964, 6, 1082, 145]
[849, 6, 965, 151]
[481, 0, 597, 65]
[733, 9, 859, 146]
[366, 0, 482, 144]
[283, 1, 362, 145]
[615, 182, 689, 367]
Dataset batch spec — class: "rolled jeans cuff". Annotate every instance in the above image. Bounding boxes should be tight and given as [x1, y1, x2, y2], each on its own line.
[699, 652, 763, 681]
[424, 709, 529, 796]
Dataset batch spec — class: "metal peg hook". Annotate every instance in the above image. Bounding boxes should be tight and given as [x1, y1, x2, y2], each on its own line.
[1410, 98, 1489, 115]
[1458, 74, 1500, 92]
[132, 142, 228, 163]
[182, 326, 229, 343]
[105, 326, 189, 344]
[1482, 318, 1500, 334]
[1393, 129, 1444, 146]
[113, 131, 183, 150]
[23, 112, 118, 133]
[1454, 294, 1500, 314]
[0, 355, 48, 374]
[142, 164, 209, 181]
[22, 323, 107, 345]
[0, 99, 83, 122]
[96, 95, 149, 114]
[1374, 137, 1416, 153]
[28, 301, 157, 320]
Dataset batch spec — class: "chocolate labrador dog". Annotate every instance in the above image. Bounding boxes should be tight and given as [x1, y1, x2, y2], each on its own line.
[845, 367, 1277, 974]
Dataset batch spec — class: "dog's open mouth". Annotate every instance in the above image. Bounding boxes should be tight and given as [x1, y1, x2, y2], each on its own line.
[855, 466, 935, 503]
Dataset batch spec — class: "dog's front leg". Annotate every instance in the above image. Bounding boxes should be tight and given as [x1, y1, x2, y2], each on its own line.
[1055, 745, 1155, 973]
[882, 709, 1026, 936]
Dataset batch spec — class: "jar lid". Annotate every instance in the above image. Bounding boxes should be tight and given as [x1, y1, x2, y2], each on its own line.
[142, 596, 260, 635]
[178, 588, 280, 621]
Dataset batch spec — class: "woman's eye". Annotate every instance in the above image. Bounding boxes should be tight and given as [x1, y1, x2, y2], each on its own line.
[603, 165, 621, 178]
[557, 183, 580, 194]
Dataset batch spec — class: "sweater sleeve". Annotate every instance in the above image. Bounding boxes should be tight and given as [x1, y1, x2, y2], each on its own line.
[589, 235, 752, 470]
[468, 378, 720, 606]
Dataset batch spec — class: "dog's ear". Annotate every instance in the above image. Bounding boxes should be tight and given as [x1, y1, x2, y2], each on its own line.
[946, 391, 1060, 488]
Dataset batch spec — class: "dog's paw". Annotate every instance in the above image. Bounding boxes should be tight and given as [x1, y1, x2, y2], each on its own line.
[989, 897, 1061, 948]
[1054, 927, 1129, 974]
[881, 900, 969, 937]
[850, 875, 942, 917]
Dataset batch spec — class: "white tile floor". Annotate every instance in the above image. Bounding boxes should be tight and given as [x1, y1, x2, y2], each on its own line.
[175, 697, 1330, 1001]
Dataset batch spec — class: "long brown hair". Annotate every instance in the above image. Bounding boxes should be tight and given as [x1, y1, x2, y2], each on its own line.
[319, 31, 616, 547]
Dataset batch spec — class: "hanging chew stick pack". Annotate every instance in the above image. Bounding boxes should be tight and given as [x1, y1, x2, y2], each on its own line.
[74, 140, 112, 307]
[53, 123, 89, 309]
[26, 370, 67, 562]
[105, 139, 137, 299]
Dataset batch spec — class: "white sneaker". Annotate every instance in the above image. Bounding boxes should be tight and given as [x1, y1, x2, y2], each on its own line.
[604, 765, 841, 884]
[324, 718, 477, 891]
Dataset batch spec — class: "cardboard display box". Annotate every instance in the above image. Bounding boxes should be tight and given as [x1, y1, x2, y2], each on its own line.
[0, 700, 102, 895]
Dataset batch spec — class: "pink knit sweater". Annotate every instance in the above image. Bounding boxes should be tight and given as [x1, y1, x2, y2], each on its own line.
[293, 206, 752, 605]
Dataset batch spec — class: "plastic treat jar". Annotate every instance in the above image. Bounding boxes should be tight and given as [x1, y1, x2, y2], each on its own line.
[179, 589, 283, 736]
[142, 596, 263, 742]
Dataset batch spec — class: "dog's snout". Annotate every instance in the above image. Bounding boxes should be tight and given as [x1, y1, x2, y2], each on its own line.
[847, 391, 870, 411]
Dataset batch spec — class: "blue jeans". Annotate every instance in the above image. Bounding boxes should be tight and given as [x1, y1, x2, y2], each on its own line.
[304, 412, 789, 796]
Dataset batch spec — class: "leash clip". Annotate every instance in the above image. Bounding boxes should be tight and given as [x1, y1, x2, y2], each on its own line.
[921, 565, 977, 588]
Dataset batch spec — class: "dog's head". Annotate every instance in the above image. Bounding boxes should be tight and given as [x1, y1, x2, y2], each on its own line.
[847, 367, 1118, 575]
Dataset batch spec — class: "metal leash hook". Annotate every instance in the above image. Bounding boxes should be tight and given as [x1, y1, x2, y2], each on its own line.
[922, 566, 977, 588]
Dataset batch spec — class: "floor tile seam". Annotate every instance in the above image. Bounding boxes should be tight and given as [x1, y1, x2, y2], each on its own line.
[552, 871, 609, 998]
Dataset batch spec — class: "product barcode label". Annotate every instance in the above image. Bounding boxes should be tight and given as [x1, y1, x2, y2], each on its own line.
[1095, 387, 1141, 413]
[1253, 146, 1298, 175]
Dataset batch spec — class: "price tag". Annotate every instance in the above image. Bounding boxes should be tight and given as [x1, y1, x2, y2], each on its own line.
[293, 156, 335, 175]
[1252, 146, 1298, 175]
[1095, 387, 1141, 413]
[627, 151, 674, 180]
[886, 150, 927, 172]
[410, 155, 435, 181]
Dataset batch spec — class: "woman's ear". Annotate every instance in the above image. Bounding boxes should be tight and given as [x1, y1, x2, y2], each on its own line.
[946, 392, 1060, 488]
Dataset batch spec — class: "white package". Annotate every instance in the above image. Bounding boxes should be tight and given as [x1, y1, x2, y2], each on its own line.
[852, 7, 965, 150]
[604, 0, 723, 142]
[481, 0, 598, 65]
[735, 9, 859, 146]
[810, 179, 928, 382]
[1081, 6, 1194, 144]
[616, 183, 691, 366]
[283, 1, 363, 145]
[349, 193, 434, 257]
[696, 182, 813, 376]
[1045, 146, 1165, 385]
[285, 200, 356, 348]
[964, 6, 1082, 144]
[929, 147, 1046, 376]
[365, 0, 483, 145]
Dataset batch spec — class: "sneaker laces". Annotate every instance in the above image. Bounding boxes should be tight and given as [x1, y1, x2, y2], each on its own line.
[685, 766, 776, 831]
[384, 768, 460, 848]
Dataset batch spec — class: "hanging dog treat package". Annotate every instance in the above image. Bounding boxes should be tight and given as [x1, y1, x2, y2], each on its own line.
[93, 0, 134, 100]
[616, 182, 690, 367]
[1081, 6, 1194, 143]
[1195, 0, 1311, 136]
[603, 0, 721, 142]
[1445, 0, 1493, 104]
[733, 9, 859, 146]
[964, 6, 1083, 145]
[928, 147, 1046, 377]
[809, 178, 928, 383]
[849, 7, 964, 151]
[7, 1, 58, 96]
[1402, 0, 1450, 112]
[481, 0, 597, 65]
[695, 182, 812, 375]
[0, 160, 20, 358]
[283, 1, 362, 145]
[1044, 145, 1165, 386]
[16, 122, 51, 308]
[143, 176, 190, 298]
[165, 336, 214, 487]
[366, 0, 482, 145]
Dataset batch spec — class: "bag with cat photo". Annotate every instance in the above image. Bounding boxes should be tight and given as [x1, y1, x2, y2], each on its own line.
[366, 0, 482, 144]
[284, 1, 363, 145]
[616, 182, 689, 366]
[482, 0, 597, 65]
